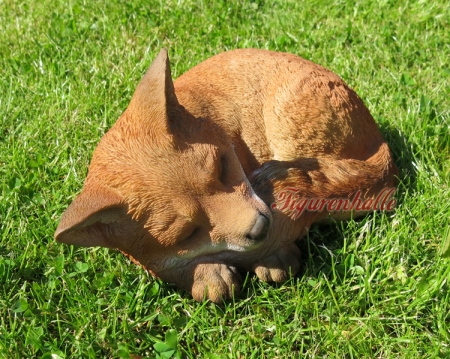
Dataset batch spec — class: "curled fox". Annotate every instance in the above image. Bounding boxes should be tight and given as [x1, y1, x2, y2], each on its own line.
[55, 49, 397, 303]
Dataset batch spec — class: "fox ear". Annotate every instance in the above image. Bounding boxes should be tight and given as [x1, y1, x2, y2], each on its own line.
[54, 184, 128, 248]
[126, 48, 179, 133]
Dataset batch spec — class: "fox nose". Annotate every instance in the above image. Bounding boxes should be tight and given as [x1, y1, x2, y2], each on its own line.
[247, 213, 270, 242]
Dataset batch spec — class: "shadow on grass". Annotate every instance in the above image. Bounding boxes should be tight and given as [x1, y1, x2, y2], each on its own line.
[379, 122, 418, 203]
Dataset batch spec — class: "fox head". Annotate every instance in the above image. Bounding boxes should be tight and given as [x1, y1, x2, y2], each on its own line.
[54, 49, 272, 275]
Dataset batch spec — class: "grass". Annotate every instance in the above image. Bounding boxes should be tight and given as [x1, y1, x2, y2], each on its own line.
[0, 0, 449, 357]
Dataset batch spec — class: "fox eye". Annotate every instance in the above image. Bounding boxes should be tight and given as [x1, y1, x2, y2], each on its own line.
[180, 226, 200, 242]
[219, 155, 227, 184]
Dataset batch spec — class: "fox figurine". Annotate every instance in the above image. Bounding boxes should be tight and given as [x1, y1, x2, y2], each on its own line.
[55, 49, 397, 303]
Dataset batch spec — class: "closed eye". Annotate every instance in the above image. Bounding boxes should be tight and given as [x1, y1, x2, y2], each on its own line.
[179, 226, 201, 242]
[219, 155, 227, 184]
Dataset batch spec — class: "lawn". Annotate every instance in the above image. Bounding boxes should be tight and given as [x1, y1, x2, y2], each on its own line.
[0, 0, 449, 357]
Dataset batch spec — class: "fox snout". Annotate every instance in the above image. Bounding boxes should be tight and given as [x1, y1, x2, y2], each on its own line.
[247, 212, 271, 242]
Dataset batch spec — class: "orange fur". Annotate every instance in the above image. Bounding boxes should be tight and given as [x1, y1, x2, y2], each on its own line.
[55, 49, 397, 303]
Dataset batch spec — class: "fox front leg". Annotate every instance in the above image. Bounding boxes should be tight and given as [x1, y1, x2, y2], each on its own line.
[252, 242, 301, 282]
[158, 262, 242, 303]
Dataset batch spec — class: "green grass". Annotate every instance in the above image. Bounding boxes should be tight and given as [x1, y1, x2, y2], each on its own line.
[1, 0, 449, 357]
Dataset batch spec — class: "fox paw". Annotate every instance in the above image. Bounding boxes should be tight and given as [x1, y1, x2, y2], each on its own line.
[191, 263, 242, 303]
[252, 243, 301, 282]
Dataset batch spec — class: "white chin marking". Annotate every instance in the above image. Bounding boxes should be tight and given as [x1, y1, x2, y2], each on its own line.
[224, 244, 247, 252]
[178, 241, 257, 260]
